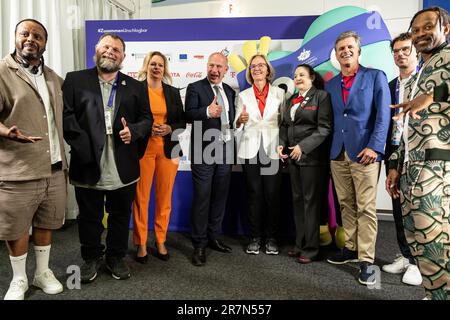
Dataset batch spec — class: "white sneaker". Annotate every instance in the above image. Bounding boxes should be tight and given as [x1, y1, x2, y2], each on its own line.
[32, 269, 63, 295]
[382, 255, 409, 274]
[4, 278, 29, 300]
[402, 264, 423, 286]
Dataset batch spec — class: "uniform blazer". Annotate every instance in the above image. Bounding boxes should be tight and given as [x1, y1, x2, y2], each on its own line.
[63, 67, 153, 185]
[325, 65, 390, 162]
[384, 78, 397, 165]
[234, 84, 285, 159]
[138, 80, 186, 159]
[279, 87, 333, 166]
[185, 77, 236, 155]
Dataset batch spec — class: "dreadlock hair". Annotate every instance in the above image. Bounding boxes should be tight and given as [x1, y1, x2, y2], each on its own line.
[409, 6, 449, 32]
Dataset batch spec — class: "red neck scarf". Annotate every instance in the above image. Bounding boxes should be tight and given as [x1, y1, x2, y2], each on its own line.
[253, 83, 269, 117]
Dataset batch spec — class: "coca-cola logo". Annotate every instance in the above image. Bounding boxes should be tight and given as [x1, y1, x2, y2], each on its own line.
[186, 72, 202, 78]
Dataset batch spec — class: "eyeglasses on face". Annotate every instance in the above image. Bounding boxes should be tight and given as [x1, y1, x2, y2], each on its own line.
[393, 46, 412, 55]
[249, 63, 267, 70]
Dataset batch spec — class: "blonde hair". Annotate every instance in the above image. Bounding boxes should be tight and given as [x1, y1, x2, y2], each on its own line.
[137, 51, 172, 84]
[245, 54, 275, 85]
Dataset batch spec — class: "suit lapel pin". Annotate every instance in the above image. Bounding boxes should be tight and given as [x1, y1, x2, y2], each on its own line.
[121, 80, 126, 86]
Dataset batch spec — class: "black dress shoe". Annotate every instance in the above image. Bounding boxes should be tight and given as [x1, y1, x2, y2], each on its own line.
[135, 254, 148, 264]
[192, 248, 206, 266]
[208, 239, 232, 253]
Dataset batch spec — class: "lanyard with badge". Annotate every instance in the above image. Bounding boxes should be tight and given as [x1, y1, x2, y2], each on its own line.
[105, 76, 118, 135]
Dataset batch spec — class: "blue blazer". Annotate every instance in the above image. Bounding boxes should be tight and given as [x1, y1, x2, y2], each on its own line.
[325, 65, 390, 162]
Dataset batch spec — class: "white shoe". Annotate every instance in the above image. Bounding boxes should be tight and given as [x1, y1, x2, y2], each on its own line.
[382, 255, 409, 274]
[402, 264, 423, 286]
[32, 269, 63, 295]
[4, 278, 29, 300]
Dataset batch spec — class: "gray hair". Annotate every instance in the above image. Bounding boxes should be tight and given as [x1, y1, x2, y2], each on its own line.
[334, 31, 362, 50]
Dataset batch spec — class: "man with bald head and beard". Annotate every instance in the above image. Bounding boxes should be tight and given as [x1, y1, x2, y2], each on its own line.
[63, 33, 152, 283]
[0, 19, 66, 300]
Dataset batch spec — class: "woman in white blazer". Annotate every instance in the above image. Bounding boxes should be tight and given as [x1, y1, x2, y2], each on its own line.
[234, 54, 285, 255]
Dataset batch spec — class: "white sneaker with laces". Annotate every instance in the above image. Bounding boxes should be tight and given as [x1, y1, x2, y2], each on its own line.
[4, 278, 28, 300]
[402, 264, 423, 286]
[32, 269, 63, 295]
[382, 255, 409, 274]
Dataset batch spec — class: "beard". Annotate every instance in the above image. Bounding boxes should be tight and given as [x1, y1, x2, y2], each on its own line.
[94, 52, 122, 73]
[17, 44, 45, 62]
[413, 36, 435, 53]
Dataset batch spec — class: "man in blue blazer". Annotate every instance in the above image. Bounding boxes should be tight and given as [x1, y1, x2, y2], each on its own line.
[325, 31, 390, 286]
[185, 52, 236, 266]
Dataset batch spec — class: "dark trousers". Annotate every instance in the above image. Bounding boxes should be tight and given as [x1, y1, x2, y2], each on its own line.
[75, 184, 136, 261]
[385, 165, 415, 264]
[289, 164, 326, 259]
[243, 156, 281, 239]
[190, 162, 231, 248]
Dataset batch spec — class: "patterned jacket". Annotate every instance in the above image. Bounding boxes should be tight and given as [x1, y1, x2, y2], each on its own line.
[389, 43, 450, 170]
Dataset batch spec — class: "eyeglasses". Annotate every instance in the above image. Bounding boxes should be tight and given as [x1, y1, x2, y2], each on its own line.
[392, 46, 412, 56]
[249, 63, 267, 70]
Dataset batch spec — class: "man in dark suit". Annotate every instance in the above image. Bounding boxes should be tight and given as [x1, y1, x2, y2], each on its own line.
[325, 31, 390, 286]
[185, 52, 236, 266]
[63, 33, 152, 282]
[382, 32, 422, 286]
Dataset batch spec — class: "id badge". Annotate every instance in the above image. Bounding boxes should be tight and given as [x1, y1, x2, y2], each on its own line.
[105, 109, 113, 135]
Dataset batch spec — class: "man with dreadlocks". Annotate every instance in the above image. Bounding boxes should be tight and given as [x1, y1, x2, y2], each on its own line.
[386, 6, 450, 300]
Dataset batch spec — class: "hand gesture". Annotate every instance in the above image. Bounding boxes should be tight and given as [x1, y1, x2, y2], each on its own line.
[391, 93, 433, 121]
[119, 117, 131, 144]
[237, 105, 249, 127]
[386, 169, 400, 199]
[357, 147, 377, 165]
[4, 125, 42, 143]
[208, 96, 222, 118]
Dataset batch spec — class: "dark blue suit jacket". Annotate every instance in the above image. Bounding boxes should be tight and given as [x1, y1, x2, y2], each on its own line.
[184, 77, 236, 157]
[325, 65, 390, 162]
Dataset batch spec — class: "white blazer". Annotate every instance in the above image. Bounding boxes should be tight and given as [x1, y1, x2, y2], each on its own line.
[234, 84, 285, 160]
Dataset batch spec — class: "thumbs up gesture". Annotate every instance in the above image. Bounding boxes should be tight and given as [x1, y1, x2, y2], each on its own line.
[119, 117, 131, 144]
[237, 105, 249, 127]
[208, 96, 222, 118]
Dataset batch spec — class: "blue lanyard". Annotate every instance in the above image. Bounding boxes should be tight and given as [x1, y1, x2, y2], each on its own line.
[395, 78, 400, 105]
[107, 76, 119, 108]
